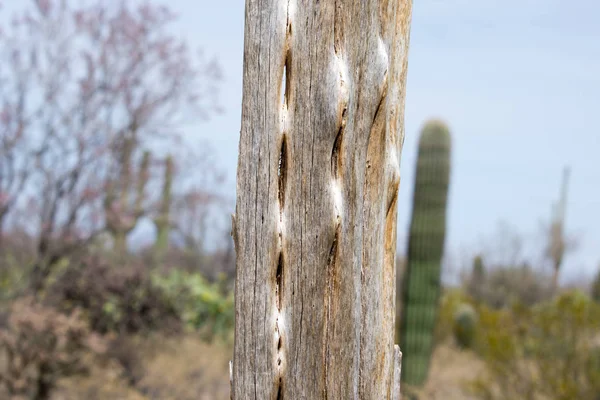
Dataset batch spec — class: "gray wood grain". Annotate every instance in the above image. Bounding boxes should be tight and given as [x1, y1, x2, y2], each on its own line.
[232, 1, 413, 398]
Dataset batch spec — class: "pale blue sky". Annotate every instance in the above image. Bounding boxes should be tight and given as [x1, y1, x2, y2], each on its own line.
[170, 0, 599, 282]
[5, 1, 598, 281]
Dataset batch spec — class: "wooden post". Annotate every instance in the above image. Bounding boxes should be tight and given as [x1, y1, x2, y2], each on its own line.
[232, 0, 413, 398]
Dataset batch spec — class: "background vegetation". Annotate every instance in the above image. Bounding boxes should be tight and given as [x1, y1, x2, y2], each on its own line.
[0, 1, 598, 399]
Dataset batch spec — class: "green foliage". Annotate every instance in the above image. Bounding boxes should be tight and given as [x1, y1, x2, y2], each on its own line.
[400, 119, 451, 387]
[152, 270, 234, 341]
[44, 254, 235, 342]
[0, 298, 106, 400]
[453, 303, 477, 349]
[433, 288, 470, 345]
[470, 290, 600, 400]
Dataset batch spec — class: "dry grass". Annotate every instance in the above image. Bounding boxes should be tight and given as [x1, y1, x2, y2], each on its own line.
[52, 335, 477, 400]
[423, 343, 481, 399]
[53, 335, 232, 400]
[137, 335, 231, 400]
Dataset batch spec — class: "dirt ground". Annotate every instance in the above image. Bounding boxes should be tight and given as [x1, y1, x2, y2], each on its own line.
[53, 335, 232, 400]
[421, 343, 481, 399]
[53, 336, 477, 400]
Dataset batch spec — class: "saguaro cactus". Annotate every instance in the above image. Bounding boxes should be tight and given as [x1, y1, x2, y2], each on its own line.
[400, 120, 451, 387]
[467, 255, 486, 301]
[104, 137, 150, 254]
[154, 155, 173, 261]
[547, 166, 570, 291]
[232, 0, 413, 398]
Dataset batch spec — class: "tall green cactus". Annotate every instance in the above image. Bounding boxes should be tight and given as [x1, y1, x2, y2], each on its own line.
[153, 155, 173, 261]
[400, 119, 451, 387]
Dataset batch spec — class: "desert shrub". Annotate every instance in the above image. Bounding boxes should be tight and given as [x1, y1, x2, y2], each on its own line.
[470, 290, 600, 400]
[0, 298, 105, 400]
[434, 288, 471, 344]
[153, 270, 234, 341]
[104, 336, 145, 386]
[0, 234, 37, 301]
[453, 303, 477, 349]
[464, 263, 553, 309]
[48, 256, 180, 335]
[138, 243, 236, 286]
[0, 256, 28, 302]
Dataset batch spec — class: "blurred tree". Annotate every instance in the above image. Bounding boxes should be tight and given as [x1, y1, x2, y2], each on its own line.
[105, 147, 151, 255]
[0, 0, 222, 292]
[173, 188, 222, 253]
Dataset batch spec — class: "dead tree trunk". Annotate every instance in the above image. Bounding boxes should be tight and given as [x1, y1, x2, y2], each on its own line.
[232, 1, 413, 398]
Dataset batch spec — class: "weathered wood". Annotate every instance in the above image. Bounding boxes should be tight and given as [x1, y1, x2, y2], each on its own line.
[393, 345, 403, 400]
[232, 0, 413, 398]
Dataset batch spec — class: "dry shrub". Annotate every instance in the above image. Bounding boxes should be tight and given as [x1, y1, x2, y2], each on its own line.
[0, 298, 105, 400]
[48, 256, 180, 335]
[465, 262, 553, 309]
[470, 290, 600, 400]
[104, 336, 145, 387]
[0, 231, 37, 301]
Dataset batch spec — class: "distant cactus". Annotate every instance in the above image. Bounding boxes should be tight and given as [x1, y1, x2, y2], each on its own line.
[467, 255, 486, 301]
[153, 155, 173, 261]
[400, 119, 451, 387]
[104, 136, 150, 254]
[547, 167, 570, 291]
[453, 303, 477, 349]
[472, 255, 485, 280]
[592, 267, 600, 303]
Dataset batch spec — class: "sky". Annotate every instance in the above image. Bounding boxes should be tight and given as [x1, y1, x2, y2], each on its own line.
[161, 0, 600, 283]
[3, 1, 598, 282]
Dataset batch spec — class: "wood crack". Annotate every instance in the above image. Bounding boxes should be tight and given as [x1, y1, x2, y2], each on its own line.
[278, 136, 288, 209]
[274, 5, 292, 396]
[333, 0, 344, 55]
[372, 73, 388, 126]
[331, 107, 346, 180]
